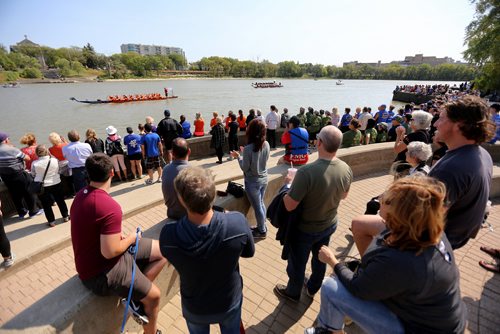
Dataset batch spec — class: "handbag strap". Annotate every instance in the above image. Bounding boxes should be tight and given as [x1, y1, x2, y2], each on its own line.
[41, 159, 52, 183]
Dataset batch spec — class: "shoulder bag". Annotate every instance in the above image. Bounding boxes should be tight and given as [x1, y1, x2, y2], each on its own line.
[28, 159, 51, 195]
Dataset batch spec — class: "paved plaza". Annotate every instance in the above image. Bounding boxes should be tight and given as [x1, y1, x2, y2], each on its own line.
[1, 171, 499, 333]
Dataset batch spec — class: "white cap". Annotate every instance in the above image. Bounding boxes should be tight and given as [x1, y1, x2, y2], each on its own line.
[106, 126, 117, 135]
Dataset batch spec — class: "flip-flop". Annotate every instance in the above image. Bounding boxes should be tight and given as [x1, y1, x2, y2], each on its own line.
[480, 246, 500, 259]
[479, 260, 500, 273]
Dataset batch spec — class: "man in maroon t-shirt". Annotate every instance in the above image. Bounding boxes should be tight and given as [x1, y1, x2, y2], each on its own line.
[70, 153, 167, 334]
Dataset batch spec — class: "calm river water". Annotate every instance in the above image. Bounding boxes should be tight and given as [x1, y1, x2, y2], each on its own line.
[0, 79, 459, 144]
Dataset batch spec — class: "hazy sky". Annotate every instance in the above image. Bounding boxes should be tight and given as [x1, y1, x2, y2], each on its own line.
[0, 0, 476, 66]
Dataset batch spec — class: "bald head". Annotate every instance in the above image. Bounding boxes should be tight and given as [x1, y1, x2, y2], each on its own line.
[317, 125, 342, 153]
[172, 137, 189, 159]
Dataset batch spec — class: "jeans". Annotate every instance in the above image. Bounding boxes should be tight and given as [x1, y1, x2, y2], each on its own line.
[286, 224, 336, 297]
[39, 183, 69, 223]
[0, 213, 11, 258]
[185, 299, 242, 334]
[72, 167, 88, 193]
[244, 180, 267, 233]
[317, 276, 404, 333]
[1, 171, 38, 216]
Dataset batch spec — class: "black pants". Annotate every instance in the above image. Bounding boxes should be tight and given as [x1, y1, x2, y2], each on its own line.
[72, 167, 88, 193]
[228, 135, 238, 152]
[1, 171, 38, 216]
[39, 183, 69, 223]
[215, 146, 224, 162]
[0, 213, 11, 258]
[266, 129, 276, 148]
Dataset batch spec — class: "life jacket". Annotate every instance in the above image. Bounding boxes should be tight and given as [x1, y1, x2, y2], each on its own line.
[286, 127, 309, 164]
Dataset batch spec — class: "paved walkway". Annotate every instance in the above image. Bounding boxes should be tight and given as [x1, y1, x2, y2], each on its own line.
[1, 168, 499, 333]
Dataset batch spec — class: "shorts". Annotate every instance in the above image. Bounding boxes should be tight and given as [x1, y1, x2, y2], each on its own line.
[82, 238, 153, 301]
[128, 153, 142, 161]
[146, 156, 160, 170]
[163, 139, 174, 151]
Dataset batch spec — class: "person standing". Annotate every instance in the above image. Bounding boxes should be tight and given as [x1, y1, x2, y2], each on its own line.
[124, 127, 143, 180]
[85, 129, 105, 153]
[246, 109, 256, 128]
[278, 116, 309, 166]
[62, 130, 93, 193]
[19, 133, 38, 171]
[159, 166, 255, 333]
[230, 119, 270, 239]
[31, 145, 70, 227]
[280, 108, 290, 129]
[105, 126, 127, 182]
[210, 117, 226, 164]
[70, 153, 166, 334]
[429, 96, 494, 249]
[156, 109, 182, 164]
[339, 108, 353, 133]
[227, 114, 239, 160]
[358, 107, 373, 135]
[0, 132, 42, 218]
[161, 138, 190, 220]
[0, 199, 14, 267]
[265, 105, 280, 149]
[274, 126, 353, 302]
[141, 123, 163, 185]
[297, 107, 307, 128]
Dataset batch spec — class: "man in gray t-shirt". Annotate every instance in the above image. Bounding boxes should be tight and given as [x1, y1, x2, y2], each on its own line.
[161, 138, 190, 220]
[429, 96, 493, 249]
[274, 126, 353, 302]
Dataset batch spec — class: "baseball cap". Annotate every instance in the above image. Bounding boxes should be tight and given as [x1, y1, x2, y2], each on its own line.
[392, 115, 404, 123]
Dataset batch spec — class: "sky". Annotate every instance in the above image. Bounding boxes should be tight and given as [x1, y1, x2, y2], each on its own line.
[0, 0, 476, 66]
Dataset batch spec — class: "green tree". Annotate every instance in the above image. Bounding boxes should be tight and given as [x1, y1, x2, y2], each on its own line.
[168, 53, 187, 70]
[82, 43, 98, 69]
[463, 0, 500, 91]
[277, 61, 303, 77]
[5, 71, 20, 82]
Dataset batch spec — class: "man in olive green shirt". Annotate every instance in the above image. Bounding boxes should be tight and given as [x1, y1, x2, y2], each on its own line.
[274, 126, 353, 302]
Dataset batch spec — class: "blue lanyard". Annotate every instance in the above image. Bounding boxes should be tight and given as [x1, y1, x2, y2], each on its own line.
[120, 227, 141, 333]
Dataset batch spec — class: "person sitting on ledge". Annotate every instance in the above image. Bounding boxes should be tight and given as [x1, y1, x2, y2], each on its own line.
[305, 176, 466, 334]
[70, 153, 167, 334]
[340, 119, 361, 148]
[277, 116, 309, 166]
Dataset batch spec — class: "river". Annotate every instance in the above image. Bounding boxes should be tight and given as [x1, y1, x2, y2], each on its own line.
[0, 79, 459, 144]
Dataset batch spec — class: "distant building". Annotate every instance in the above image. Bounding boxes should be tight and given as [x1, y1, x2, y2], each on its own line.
[120, 43, 185, 58]
[343, 54, 468, 68]
[10, 35, 40, 52]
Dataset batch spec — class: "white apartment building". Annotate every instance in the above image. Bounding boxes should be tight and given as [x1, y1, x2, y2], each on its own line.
[120, 43, 185, 58]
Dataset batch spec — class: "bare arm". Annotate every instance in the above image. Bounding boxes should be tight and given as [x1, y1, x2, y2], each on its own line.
[283, 193, 300, 212]
[100, 233, 137, 259]
[393, 126, 407, 153]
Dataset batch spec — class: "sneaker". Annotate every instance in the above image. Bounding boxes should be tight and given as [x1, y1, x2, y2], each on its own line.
[251, 228, 267, 240]
[121, 298, 149, 325]
[274, 284, 300, 302]
[29, 209, 44, 218]
[304, 327, 332, 334]
[63, 216, 70, 222]
[2, 254, 15, 268]
[145, 179, 154, 185]
[303, 276, 315, 298]
[19, 209, 28, 219]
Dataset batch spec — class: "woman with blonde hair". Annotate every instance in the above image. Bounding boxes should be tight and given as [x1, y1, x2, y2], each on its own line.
[210, 112, 218, 129]
[307, 176, 466, 334]
[193, 112, 205, 137]
[85, 128, 104, 153]
[20, 133, 38, 171]
[48, 132, 67, 161]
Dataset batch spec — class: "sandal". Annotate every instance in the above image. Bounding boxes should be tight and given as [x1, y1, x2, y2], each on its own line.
[479, 260, 500, 273]
[480, 246, 500, 259]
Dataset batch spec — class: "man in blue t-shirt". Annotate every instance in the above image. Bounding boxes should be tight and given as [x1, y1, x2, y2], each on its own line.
[124, 127, 143, 179]
[488, 103, 500, 144]
[141, 123, 163, 185]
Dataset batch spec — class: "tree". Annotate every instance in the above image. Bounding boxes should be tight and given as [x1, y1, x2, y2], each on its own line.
[464, 0, 500, 91]
[82, 43, 98, 69]
[20, 67, 42, 78]
[277, 61, 303, 77]
[168, 53, 187, 70]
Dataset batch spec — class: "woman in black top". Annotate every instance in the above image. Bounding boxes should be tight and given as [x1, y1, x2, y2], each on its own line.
[306, 176, 466, 334]
[210, 117, 226, 164]
[85, 128, 105, 153]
